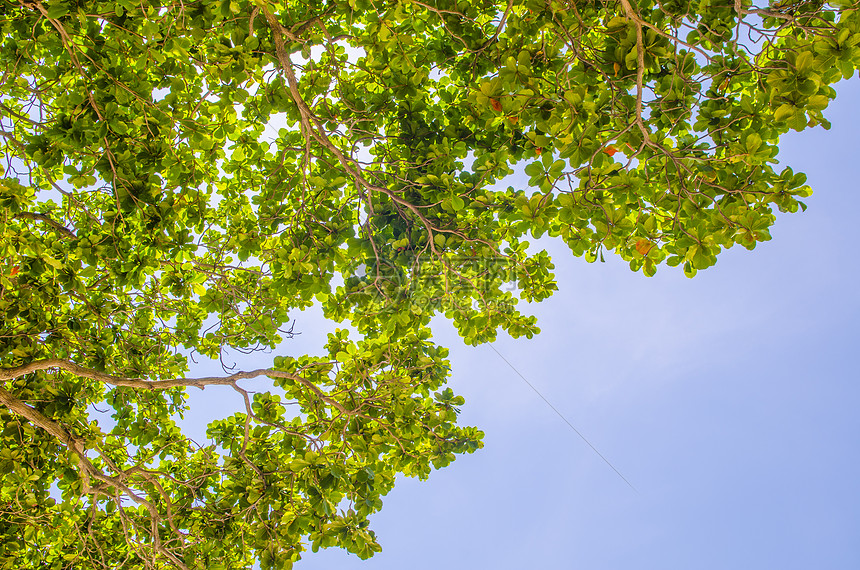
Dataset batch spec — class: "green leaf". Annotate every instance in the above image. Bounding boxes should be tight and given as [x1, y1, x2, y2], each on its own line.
[524, 162, 543, 177]
[795, 51, 815, 74]
[774, 103, 796, 122]
[807, 94, 829, 110]
[745, 133, 762, 154]
[46, 3, 69, 19]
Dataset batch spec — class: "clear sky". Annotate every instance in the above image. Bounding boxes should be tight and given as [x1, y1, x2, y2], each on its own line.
[181, 78, 860, 568]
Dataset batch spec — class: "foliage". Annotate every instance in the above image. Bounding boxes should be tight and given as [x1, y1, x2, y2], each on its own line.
[0, 0, 857, 567]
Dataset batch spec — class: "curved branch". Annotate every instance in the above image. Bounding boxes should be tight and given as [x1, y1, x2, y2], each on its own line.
[0, 384, 190, 569]
[260, 8, 468, 261]
[619, 0, 652, 144]
[14, 212, 77, 239]
[0, 358, 350, 414]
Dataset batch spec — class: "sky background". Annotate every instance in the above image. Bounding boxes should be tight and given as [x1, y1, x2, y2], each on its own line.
[180, 78, 860, 568]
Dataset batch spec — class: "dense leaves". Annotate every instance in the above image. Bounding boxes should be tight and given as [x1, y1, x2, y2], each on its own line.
[1, 0, 857, 567]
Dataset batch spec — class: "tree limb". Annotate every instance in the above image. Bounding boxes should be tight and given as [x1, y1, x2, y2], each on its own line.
[0, 358, 350, 414]
[14, 212, 77, 239]
[619, 0, 652, 144]
[0, 384, 190, 569]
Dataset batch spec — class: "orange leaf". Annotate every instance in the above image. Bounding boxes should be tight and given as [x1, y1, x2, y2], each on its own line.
[507, 115, 518, 124]
[604, 145, 618, 156]
[613, 62, 621, 76]
[635, 239, 652, 256]
[535, 147, 542, 155]
[490, 98, 502, 112]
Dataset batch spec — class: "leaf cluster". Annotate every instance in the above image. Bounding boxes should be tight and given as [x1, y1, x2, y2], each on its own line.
[1, 0, 857, 566]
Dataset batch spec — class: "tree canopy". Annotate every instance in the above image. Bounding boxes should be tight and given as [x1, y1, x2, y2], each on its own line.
[1, 0, 857, 567]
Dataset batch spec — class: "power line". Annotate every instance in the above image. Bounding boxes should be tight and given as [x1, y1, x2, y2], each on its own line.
[488, 343, 638, 493]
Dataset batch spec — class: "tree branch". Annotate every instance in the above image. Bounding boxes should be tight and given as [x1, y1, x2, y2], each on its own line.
[0, 384, 190, 569]
[260, 8, 485, 264]
[619, 0, 652, 144]
[14, 212, 77, 239]
[0, 358, 350, 414]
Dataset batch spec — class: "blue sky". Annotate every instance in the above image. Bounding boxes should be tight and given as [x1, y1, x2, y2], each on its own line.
[181, 79, 860, 568]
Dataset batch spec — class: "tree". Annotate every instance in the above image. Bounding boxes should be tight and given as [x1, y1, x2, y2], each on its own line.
[0, 0, 857, 566]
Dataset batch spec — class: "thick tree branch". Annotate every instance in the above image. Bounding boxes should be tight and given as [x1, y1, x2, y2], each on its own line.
[29, 1, 105, 122]
[0, 385, 90, 480]
[619, 0, 652, 144]
[0, 384, 190, 569]
[14, 212, 77, 238]
[0, 358, 350, 414]
[260, 6, 499, 284]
